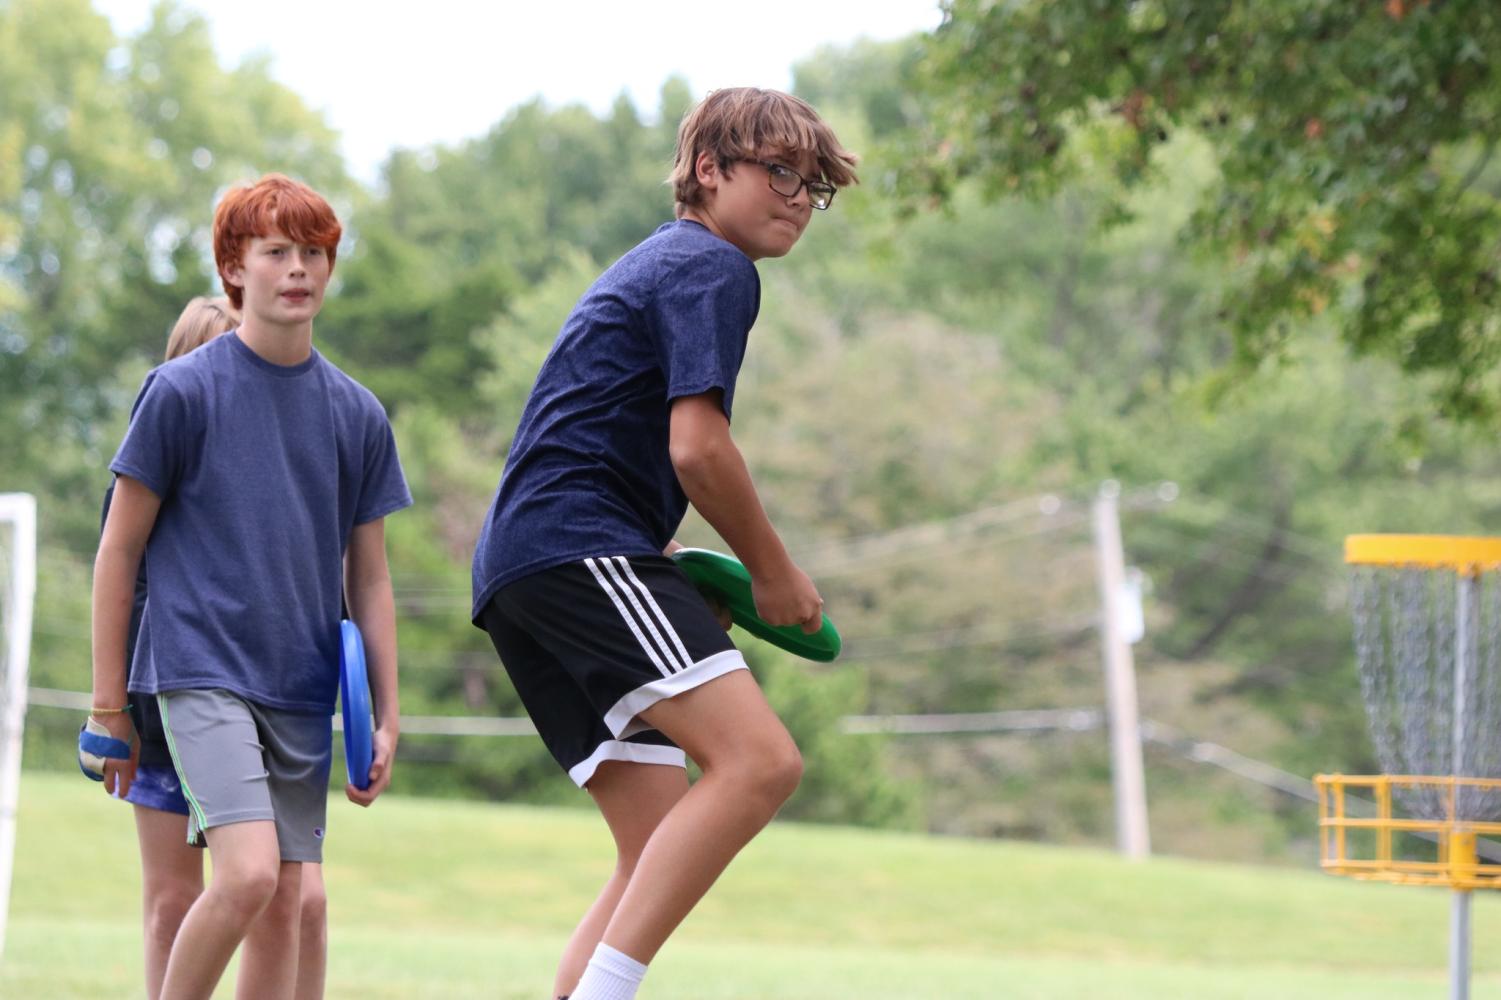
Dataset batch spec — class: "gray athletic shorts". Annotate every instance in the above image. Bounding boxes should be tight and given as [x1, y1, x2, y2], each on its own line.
[157, 689, 333, 863]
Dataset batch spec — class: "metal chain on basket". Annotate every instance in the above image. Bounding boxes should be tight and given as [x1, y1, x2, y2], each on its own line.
[1352, 567, 1397, 773]
[1401, 569, 1447, 817]
[1352, 565, 1501, 821]
[1461, 571, 1501, 819]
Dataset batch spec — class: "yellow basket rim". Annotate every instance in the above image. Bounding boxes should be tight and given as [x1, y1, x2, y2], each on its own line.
[1315, 773, 1501, 786]
[1345, 535, 1501, 571]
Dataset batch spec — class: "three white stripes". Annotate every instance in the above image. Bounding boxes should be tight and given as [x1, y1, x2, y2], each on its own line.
[585, 557, 692, 678]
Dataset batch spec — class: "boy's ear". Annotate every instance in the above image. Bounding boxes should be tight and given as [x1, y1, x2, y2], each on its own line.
[220, 263, 245, 290]
[694, 151, 722, 192]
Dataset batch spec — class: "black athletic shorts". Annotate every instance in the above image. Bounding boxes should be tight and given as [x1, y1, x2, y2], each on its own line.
[478, 554, 747, 787]
[130, 693, 175, 768]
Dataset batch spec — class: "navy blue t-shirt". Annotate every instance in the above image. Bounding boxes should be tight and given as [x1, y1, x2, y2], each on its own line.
[111, 332, 412, 713]
[471, 220, 760, 619]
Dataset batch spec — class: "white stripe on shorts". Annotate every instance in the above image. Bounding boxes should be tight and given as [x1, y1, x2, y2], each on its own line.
[566, 739, 688, 787]
[611, 556, 694, 667]
[605, 649, 749, 738]
[585, 556, 685, 677]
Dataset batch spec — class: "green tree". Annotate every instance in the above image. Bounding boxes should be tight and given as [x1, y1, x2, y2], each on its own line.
[318, 84, 684, 416]
[914, 0, 1501, 418]
[0, 0, 348, 545]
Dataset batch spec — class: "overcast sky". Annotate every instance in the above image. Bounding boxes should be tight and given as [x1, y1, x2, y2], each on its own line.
[93, 1, 944, 181]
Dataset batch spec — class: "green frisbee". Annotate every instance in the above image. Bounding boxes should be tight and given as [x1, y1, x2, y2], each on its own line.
[671, 547, 842, 662]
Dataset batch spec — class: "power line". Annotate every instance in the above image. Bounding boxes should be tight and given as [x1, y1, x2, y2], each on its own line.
[842, 707, 1103, 735]
[25, 687, 535, 737]
[1139, 719, 1317, 803]
[14, 684, 1303, 797]
[1157, 490, 1338, 562]
[841, 613, 1098, 659]
[43, 685, 1461, 853]
[806, 513, 1091, 578]
[797, 495, 1083, 572]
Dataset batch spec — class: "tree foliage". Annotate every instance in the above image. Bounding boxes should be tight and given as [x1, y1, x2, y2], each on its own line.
[0, 0, 349, 545]
[914, 0, 1501, 418]
[318, 87, 688, 415]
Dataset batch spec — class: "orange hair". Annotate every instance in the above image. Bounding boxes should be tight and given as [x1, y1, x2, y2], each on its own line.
[213, 174, 342, 309]
[670, 88, 858, 217]
[165, 296, 239, 361]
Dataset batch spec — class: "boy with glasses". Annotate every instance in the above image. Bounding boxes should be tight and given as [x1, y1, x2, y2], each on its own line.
[471, 87, 856, 1000]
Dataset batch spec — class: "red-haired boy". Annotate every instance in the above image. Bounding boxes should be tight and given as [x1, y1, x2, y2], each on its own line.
[91, 174, 410, 999]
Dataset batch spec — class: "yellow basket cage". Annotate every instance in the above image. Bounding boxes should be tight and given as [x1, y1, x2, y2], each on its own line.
[1315, 774, 1501, 890]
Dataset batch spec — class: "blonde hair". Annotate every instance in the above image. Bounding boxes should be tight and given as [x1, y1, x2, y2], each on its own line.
[670, 88, 858, 217]
[166, 296, 239, 361]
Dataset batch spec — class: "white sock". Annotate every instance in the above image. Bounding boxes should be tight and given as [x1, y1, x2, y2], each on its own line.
[568, 943, 648, 1000]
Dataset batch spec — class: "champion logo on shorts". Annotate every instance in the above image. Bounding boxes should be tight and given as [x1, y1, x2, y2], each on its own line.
[313, 827, 324, 840]
[585, 556, 695, 678]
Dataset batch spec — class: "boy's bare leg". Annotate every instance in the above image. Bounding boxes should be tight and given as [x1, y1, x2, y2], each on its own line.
[159, 820, 282, 1000]
[133, 806, 205, 1000]
[555, 763, 689, 997]
[294, 863, 328, 1000]
[596, 670, 802, 964]
[237, 860, 304, 999]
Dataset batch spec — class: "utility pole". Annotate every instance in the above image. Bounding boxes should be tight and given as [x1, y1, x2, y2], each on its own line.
[1092, 483, 1151, 860]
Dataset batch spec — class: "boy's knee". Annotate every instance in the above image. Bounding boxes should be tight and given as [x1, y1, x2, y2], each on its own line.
[300, 880, 328, 931]
[145, 883, 200, 942]
[766, 743, 804, 803]
[735, 738, 802, 811]
[212, 864, 281, 918]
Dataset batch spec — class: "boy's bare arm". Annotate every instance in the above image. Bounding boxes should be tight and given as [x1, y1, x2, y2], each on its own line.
[669, 391, 822, 633]
[343, 517, 399, 806]
[91, 475, 161, 794]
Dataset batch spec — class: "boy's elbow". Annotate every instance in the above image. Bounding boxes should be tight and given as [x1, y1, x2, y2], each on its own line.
[95, 535, 146, 575]
[670, 437, 724, 485]
[344, 565, 393, 608]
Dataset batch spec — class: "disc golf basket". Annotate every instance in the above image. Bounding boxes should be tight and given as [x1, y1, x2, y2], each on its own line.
[1317, 535, 1501, 1000]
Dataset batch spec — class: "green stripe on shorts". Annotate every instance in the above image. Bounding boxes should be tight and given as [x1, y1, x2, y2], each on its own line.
[156, 693, 209, 839]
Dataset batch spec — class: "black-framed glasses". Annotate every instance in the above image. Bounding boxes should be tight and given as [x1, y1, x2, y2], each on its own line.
[744, 159, 836, 210]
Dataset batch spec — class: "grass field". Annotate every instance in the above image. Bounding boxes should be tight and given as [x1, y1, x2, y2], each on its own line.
[5, 771, 1501, 998]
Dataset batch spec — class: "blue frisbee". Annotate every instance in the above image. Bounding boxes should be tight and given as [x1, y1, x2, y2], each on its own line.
[671, 548, 842, 662]
[339, 619, 373, 790]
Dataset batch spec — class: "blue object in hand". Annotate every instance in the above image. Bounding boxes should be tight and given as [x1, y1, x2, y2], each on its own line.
[340, 619, 374, 790]
[78, 716, 131, 781]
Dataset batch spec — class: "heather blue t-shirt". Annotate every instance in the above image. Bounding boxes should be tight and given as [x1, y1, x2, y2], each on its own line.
[471, 219, 760, 620]
[111, 332, 412, 713]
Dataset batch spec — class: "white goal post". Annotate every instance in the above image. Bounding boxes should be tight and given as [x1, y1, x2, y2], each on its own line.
[0, 493, 37, 966]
